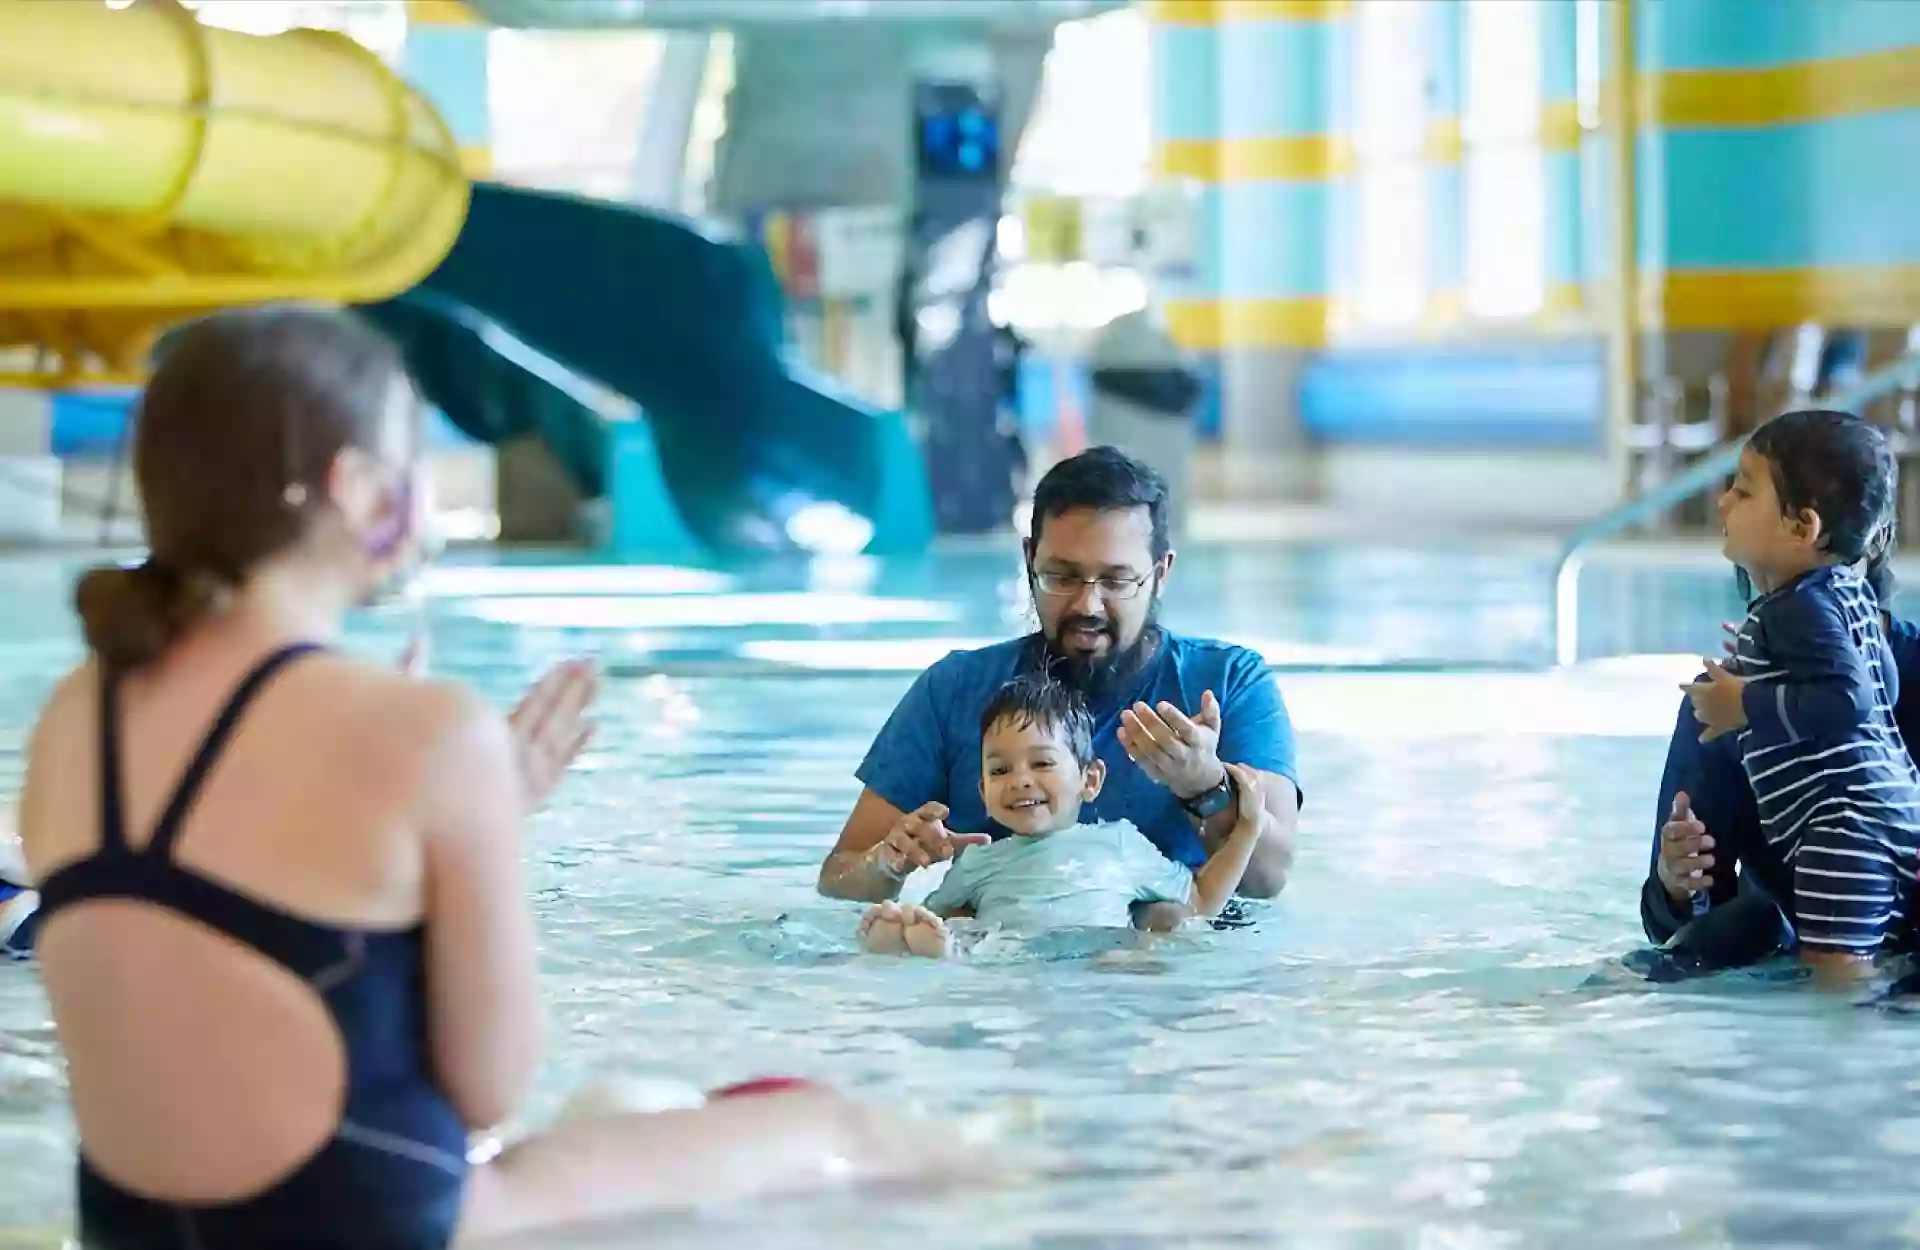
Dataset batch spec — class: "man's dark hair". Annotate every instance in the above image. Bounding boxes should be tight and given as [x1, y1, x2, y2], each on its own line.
[1029, 445, 1170, 562]
[1746, 408, 1899, 601]
[979, 677, 1096, 768]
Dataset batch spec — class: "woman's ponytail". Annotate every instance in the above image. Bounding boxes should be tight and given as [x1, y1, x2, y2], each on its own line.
[73, 559, 228, 671]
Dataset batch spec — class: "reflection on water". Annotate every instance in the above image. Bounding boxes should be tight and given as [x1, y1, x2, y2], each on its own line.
[0, 544, 1914, 1248]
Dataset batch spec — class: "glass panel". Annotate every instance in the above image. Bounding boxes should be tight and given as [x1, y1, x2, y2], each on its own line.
[1464, 0, 1542, 142]
[1356, 163, 1428, 325]
[1012, 8, 1152, 198]
[1465, 145, 1546, 316]
[1349, 0, 1429, 324]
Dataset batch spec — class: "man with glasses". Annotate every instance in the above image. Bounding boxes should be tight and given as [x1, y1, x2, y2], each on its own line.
[816, 446, 1300, 925]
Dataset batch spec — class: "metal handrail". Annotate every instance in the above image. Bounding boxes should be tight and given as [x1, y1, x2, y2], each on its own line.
[1551, 351, 1920, 666]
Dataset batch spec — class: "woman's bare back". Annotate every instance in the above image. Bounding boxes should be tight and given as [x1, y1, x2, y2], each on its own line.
[21, 637, 463, 1202]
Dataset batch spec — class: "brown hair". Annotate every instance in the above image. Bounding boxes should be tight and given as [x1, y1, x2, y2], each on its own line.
[75, 304, 409, 669]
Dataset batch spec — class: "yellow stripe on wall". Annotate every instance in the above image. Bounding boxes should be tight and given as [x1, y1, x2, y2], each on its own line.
[1148, 0, 1349, 25]
[1164, 299, 1227, 349]
[1223, 0, 1354, 19]
[1219, 135, 1353, 180]
[1154, 135, 1354, 182]
[1643, 45, 1920, 130]
[1420, 109, 1579, 165]
[1420, 290, 1468, 334]
[1643, 265, 1920, 330]
[1364, 284, 1590, 344]
[1166, 297, 1330, 351]
[1423, 118, 1463, 165]
[1540, 100, 1584, 153]
[1172, 285, 1595, 350]
[1540, 282, 1587, 320]
[1170, 274, 1920, 347]
[406, 0, 480, 25]
[1143, 0, 1221, 25]
[1153, 140, 1219, 181]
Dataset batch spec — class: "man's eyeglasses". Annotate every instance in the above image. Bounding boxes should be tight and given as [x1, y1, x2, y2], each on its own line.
[1032, 570, 1154, 600]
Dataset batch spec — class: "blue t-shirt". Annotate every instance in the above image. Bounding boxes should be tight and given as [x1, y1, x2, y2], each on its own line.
[854, 631, 1299, 869]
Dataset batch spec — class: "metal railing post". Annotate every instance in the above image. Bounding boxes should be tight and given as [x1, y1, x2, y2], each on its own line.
[1548, 352, 1920, 667]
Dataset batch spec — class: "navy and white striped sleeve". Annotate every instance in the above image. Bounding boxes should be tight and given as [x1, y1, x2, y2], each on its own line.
[1742, 589, 1873, 743]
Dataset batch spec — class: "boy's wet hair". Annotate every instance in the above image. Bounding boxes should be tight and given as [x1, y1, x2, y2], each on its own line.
[979, 677, 1096, 768]
[1746, 409, 1899, 602]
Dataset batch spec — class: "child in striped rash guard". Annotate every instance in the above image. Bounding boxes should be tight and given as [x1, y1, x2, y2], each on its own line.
[1685, 409, 1920, 983]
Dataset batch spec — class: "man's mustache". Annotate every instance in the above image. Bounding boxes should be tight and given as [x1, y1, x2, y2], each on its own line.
[1057, 616, 1114, 638]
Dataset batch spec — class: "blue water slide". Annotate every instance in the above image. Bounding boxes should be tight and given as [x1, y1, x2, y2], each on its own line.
[363, 183, 932, 556]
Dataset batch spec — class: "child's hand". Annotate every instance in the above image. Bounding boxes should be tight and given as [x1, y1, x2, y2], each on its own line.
[1682, 659, 1748, 743]
[1225, 762, 1265, 839]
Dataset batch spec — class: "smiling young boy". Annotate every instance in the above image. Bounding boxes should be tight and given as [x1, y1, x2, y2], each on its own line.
[857, 677, 1266, 959]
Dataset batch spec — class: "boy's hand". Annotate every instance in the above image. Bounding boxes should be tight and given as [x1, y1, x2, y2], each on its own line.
[1225, 762, 1265, 839]
[1682, 659, 1748, 743]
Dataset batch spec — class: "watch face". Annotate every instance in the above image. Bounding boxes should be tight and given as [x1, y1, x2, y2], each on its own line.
[1188, 779, 1232, 817]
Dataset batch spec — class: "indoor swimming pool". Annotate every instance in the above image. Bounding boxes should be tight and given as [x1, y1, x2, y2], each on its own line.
[0, 541, 1914, 1249]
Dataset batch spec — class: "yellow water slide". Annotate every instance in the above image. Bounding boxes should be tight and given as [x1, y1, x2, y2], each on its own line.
[0, 0, 469, 387]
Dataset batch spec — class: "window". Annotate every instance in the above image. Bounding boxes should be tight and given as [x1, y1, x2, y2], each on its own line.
[997, 8, 1153, 332]
[184, 1, 406, 62]
[1348, 0, 1428, 327]
[680, 32, 736, 216]
[1575, 0, 1604, 132]
[1463, 0, 1545, 317]
[488, 31, 668, 200]
[1012, 8, 1152, 199]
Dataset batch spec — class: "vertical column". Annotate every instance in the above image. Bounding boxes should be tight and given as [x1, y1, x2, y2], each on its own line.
[1215, 0, 1348, 493]
[1146, 2, 1223, 446]
[1540, 0, 1583, 318]
[0, 388, 58, 542]
[1603, 0, 1639, 473]
[905, 77, 1016, 535]
[402, 0, 491, 180]
[1635, 0, 1920, 331]
[1147, 1, 1223, 346]
[400, 1, 498, 529]
[1423, 0, 1466, 326]
[629, 32, 713, 210]
[1574, 0, 1608, 299]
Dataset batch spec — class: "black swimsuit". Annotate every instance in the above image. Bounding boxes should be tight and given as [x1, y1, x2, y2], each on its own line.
[35, 644, 470, 1249]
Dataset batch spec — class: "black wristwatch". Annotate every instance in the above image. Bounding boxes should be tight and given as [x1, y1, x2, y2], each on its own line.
[1178, 769, 1235, 821]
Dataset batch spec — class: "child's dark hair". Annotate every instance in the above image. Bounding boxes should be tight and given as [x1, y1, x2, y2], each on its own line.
[1745, 408, 1899, 603]
[979, 677, 1096, 768]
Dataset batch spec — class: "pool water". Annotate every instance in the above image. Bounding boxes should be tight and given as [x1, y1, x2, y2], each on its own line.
[0, 541, 1916, 1249]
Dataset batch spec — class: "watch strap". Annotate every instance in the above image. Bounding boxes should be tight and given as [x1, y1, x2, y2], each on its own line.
[1179, 770, 1234, 819]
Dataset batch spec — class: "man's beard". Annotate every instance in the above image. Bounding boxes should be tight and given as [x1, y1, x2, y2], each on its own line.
[1040, 596, 1162, 698]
